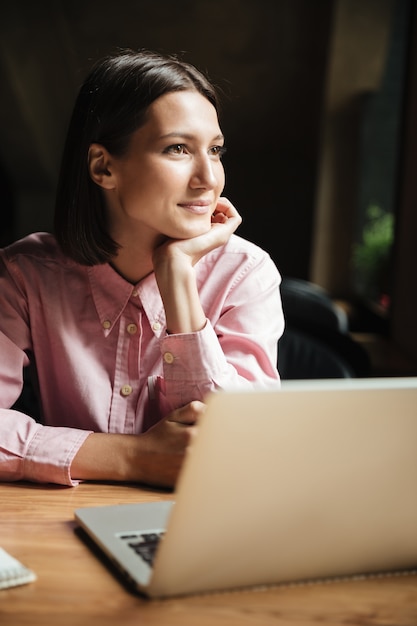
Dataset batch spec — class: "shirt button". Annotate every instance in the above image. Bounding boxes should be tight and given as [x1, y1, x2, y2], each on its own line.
[132, 290, 138, 297]
[152, 321, 161, 331]
[163, 352, 174, 364]
[102, 320, 111, 329]
[120, 384, 133, 397]
[127, 323, 138, 334]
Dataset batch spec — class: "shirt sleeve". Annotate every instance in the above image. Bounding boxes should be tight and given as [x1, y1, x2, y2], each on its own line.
[0, 250, 94, 487]
[0, 330, 92, 486]
[158, 249, 284, 410]
[0, 409, 91, 486]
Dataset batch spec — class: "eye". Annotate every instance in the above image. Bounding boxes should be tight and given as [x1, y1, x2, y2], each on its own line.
[209, 145, 227, 158]
[165, 144, 187, 155]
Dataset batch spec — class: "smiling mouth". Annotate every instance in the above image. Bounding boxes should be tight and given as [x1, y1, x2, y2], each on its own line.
[178, 202, 211, 215]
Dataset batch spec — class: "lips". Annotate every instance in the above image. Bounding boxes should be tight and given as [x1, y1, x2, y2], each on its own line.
[178, 201, 212, 215]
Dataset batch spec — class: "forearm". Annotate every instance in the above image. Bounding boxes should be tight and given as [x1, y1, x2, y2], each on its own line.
[70, 432, 143, 482]
[70, 406, 199, 488]
[71, 432, 181, 487]
[155, 259, 206, 334]
[152, 207, 242, 335]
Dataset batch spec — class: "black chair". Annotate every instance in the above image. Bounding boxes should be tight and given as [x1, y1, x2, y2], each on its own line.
[279, 277, 349, 334]
[278, 277, 370, 380]
[11, 364, 41, 421]
[278, 326, 370, 379]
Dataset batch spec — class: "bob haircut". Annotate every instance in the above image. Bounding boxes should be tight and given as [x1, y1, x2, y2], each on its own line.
[54, 49, 220, 265]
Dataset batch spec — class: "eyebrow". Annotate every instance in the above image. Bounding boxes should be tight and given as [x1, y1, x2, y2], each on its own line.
[159, 132, 225, 142]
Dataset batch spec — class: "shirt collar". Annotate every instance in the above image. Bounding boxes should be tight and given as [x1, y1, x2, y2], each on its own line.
[87, 264, 165, 336]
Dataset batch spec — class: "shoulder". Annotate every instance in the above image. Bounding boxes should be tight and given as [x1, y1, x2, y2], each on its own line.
[0, 233, 81, 294]
[204, 234, 279, 272]
[223, 234, 274, 260]
[2, 232, 72, 267]
[198, 234, 281, 288]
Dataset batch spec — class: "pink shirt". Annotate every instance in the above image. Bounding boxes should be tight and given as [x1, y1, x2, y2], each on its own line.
[0, 233, 283, 485]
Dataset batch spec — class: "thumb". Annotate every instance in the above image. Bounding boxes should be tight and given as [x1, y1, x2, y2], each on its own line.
[168, 400, 206, 425]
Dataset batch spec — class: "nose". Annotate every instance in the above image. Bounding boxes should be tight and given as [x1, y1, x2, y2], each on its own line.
[190, 154, 219, 189]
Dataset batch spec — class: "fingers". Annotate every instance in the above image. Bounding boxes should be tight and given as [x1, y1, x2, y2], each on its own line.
[212, 197, 242, 228]
[133, 402, 206, 488]
[167, 400, 206, 425]
[211, 198, 242, 237]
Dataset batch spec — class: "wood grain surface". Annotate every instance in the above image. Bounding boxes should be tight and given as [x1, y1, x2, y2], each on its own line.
[1, 481, 416, 626]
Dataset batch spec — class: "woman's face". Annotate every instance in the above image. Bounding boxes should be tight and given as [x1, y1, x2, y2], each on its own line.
[103, 89, 226, 244]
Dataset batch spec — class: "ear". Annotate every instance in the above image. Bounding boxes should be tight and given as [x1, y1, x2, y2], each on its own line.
[88, 143, 116, 190]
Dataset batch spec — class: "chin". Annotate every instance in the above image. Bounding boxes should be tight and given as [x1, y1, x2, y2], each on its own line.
[192, 226, 212, 238]
[178, 223, 212, 239]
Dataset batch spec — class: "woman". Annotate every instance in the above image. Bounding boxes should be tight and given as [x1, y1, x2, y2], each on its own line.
[0, 49, 284, 488]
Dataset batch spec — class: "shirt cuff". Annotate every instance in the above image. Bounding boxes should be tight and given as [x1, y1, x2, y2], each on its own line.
[23, 426, 93, 486]
[160, 321, 227, 382]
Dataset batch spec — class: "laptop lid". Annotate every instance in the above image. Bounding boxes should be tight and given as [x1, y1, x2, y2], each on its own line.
[75, 377, 417, 598]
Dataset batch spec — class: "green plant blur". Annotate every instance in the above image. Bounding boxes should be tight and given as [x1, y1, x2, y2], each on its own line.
[352, 204, 394, 309]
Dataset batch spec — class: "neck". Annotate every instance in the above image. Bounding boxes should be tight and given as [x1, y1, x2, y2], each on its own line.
[110, 248, 155, 284]
[107, 217, 165, 284]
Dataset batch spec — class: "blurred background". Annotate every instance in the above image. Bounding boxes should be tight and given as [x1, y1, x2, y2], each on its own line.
[1, 0, 416, 376]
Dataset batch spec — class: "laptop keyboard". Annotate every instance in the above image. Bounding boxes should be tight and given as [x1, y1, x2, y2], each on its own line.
[119, 531, 165, 566]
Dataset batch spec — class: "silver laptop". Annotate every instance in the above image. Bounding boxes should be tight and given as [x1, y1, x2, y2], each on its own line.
[74, 377, 417, 599]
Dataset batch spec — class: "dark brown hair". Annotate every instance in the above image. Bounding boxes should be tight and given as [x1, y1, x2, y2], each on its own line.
[54, 49, 219, 265]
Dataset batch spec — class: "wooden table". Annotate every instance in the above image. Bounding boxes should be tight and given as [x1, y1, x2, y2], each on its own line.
[1, 481, 417, 625]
